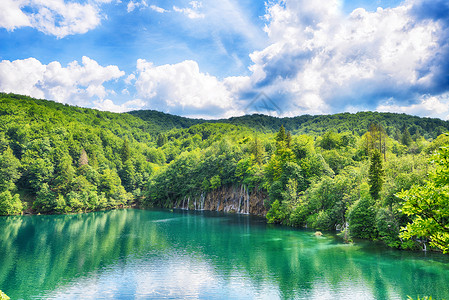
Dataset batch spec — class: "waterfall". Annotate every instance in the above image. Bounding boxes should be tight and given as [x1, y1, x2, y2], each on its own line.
[244, 185, 250, 214]
[187, 197, 190, 210]
[216, 199, 220, 211]
[182, 196, 186, 209]
[238, 195, 242, 214]
[201, 193, 205, 210]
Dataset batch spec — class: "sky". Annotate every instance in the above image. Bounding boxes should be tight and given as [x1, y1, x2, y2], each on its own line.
[0, 0, 449, 120]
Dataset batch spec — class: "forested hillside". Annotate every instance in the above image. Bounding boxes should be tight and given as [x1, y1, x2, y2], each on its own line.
[130, 109, 449, 138]
[1, 93, 448, 253]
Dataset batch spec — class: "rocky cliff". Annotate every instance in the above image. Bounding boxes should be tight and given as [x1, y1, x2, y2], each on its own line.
[174, 185, 267, 216]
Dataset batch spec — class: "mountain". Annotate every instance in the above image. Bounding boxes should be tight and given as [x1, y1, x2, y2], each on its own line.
[130, 109, 449, 139]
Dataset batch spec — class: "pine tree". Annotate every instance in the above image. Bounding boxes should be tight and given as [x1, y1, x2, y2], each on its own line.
[276, 125, 287, 143]
[251, 136, 264, 165]
[401, 126, 412, 146]
[121, 139, 131, 162]
[286, 131, 292, 148]
[368, 150, 385, 199]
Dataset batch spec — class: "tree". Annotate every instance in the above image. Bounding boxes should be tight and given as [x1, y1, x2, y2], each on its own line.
[286, 131, 292, 148]
[368, 150, 384, 199]
[365, 123, 387, 160]
[53, 154, 75, 193]
[0, 147, 21, 191]
[401, 126, 413, 147]
[397, 144, 449, 253]
[276, 125, 287, 143]
[266, 200, 287, 224]
[121, 139, 131, 162]
[0, 191, 23, 215]
[250, 136, 265, 165]
[157, 133, 168, 147]
[33, 183, 57, 213]
[319, 131, 341, 150]
[348, 193, 377, 239]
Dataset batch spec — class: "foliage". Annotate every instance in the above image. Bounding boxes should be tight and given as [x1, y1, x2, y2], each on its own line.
[397, 143, 449, 253]
[131, 108, 449, 138]
[0, 290, 9, 300]
[347, 194, 377, 239]
[368, 150, 385, 199]
[0, 191, 23, 215]
[1, 93, 448, 253]
[266, 200, 287, 224]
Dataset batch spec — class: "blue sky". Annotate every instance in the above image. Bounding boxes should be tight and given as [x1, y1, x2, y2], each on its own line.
[1, 0, 448, 120]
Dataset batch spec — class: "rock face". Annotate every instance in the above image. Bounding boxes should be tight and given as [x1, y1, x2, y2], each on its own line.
[174, 185, 267, 216]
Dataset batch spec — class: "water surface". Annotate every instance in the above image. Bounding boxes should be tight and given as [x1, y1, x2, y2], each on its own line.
[1, 209, 448, 299]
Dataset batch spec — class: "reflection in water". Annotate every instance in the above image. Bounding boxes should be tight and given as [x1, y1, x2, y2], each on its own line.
[0, 209, 449, 299]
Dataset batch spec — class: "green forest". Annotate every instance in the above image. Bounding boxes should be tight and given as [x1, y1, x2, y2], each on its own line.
[0, 93, 448, 253]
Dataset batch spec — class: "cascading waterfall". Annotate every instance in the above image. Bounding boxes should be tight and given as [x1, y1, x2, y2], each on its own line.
[246, 186, 250, 214]
[201, 193, 205, 210]
[173, 185, 266, 216]
[238, 195, 242, 213]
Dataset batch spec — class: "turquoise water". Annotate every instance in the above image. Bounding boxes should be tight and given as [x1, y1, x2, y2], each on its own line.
[1, 209, 448, 299]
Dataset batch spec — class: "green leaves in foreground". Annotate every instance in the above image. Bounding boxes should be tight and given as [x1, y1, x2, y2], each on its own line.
[398, 145, 449, 253]
[0, 290, 10, 300]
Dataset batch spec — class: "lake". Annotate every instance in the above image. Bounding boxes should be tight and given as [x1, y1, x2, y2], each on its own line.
[0, 209, 448, 299]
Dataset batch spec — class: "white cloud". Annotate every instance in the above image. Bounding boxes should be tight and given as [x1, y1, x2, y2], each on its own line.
[150, 5, 168, 14]
[134, 59, 238, 118]
[127, 0, 147, 13]
[0, 57, 124, 106]
[0, 0, 31, 30]
[0, 0, 108, 38]
[124, 74, 136, 85]
[377, 94, 449, 120]
[93, 98, 146, 113]
[173, 1, 205, 19]
[238, 0, 449, 118]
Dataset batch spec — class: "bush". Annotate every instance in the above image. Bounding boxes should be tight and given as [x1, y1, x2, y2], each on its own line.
[266, 200, 287, 224]
[0, 191, 23, 215]
[375, 207, 401, 248]
[347, 196, 377, 239]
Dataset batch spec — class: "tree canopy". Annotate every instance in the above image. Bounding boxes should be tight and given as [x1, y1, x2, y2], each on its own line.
[1, 93, 448, 253]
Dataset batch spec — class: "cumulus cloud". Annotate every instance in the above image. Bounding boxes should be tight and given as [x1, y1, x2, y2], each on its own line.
[93, 98, 146, 113]
[0, 0, 31, 30]
[233, 0, 449, 117]
[377, 94, 449, 120]
[0, 0, 107, 38]
[0, 57, 124, 106]
[134, 59, 238, 118]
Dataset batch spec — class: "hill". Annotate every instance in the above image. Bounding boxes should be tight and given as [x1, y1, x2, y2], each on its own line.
[130, 109, 449, 139]
[1, 93, 449, 252]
